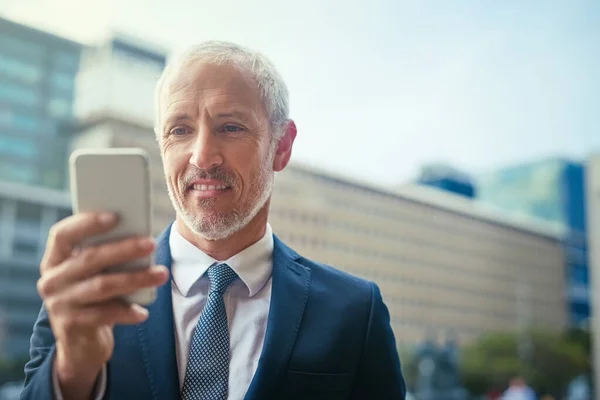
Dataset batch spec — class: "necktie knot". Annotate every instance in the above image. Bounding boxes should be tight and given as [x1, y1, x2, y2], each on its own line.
[207, 263, 237, 294]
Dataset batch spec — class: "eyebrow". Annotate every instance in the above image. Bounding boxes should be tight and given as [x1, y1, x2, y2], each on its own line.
[214, 110, 252, 123]
[163, 113, 193, 128]
[163, 110, 253, 128]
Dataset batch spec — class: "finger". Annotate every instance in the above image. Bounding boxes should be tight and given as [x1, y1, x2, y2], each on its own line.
[63, 266, 169, 306]
[41, 212, 118, 271]
[63, 301, 150, 328]
[38, 237, 155, 297]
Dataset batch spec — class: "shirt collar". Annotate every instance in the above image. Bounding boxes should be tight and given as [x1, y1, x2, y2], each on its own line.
[169, 222, 274, 297]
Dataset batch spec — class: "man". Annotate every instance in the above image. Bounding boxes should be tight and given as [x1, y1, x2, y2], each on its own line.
[21, 41, 405, 400]
[502, 377, 536, 400]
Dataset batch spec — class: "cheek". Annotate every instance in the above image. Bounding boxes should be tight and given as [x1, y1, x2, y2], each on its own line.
[162, 145, 189, 179]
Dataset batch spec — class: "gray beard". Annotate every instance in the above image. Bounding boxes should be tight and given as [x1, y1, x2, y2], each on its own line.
[166, 143, 276, 241]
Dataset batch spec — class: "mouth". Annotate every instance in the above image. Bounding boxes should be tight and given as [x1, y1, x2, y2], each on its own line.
[186, 182, 232, 199]
[190, 184, 229, 191]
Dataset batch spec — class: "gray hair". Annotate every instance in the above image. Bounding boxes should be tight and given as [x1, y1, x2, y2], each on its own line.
[154, 41, 290, 141]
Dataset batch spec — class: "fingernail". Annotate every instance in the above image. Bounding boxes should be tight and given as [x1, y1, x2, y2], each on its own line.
[98, 212, 116, 225]
[152, 265, 169, 278]
[132, 304, 149, 319]
[138, 238, 155, 250]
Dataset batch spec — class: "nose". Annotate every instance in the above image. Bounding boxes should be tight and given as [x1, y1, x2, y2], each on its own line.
[188, 125, 223, 170]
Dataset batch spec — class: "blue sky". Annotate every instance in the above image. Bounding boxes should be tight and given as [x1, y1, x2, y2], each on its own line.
[3, 0, 599, 185]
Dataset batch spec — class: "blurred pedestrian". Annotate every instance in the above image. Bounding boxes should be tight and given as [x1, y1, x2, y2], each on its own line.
[502, 376, 536, 400]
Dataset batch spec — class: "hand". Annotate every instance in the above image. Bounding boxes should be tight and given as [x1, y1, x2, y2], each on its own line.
[37, 212, 170, 400]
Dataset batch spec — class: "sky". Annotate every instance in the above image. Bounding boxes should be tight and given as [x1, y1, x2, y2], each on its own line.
[2, 0, 599, 186]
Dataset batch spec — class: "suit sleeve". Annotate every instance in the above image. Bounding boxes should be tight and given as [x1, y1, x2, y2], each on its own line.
[21, 305, 108, 400]
[21, 304, 59, 400]
[351, 282, 406, 400]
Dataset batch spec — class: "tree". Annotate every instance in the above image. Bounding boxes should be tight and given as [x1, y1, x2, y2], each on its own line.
[0, 357, 28, 386]
[459, 329, 589, 397]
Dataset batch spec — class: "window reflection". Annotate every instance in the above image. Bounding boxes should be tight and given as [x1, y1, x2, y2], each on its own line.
[0, 110, 41, 131]
[0, 136, 38, 158]
[52, 50, 79, 71]
[49, 71, 74, 92]
[0, 82, 39, 107]
[0, 55, 41, 83]
[0, 35, 44, 60]
[0, 161, 36, 183]
[47, 97, 72, 118]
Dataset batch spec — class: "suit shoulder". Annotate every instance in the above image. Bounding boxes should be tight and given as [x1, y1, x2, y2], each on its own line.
[297, 255, 374, 295]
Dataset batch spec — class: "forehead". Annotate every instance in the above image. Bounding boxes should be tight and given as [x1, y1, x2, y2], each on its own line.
[160, 61, 265, 120]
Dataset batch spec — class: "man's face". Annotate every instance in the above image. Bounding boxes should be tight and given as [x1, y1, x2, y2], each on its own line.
[158, 61, 285, 240]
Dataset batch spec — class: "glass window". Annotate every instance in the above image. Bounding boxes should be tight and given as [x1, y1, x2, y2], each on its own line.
[571, 264, 589, 285]
[47, 97, 72, 118]
[13, 202, 42, 257]
[0, 54, 42, 83]
[57, 208, 73, 222]
[12, 240, 39, 258]
[0, 109, 40, 131]
[13, 112, 40, 131]
[16, 201, 42, 226]
[52, 50, 79, 71]
[0, 35, 44, 60]
[41, 169, 62, 189]
[0, 135, 38, 157]
[0, 161, 37, 183]
[49, 71, 75, 92]
[0, 82, 39, 107]
[0, 109, 10, 125]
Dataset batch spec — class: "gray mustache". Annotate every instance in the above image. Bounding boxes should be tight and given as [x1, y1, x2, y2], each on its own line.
[181, 167, 235, 188]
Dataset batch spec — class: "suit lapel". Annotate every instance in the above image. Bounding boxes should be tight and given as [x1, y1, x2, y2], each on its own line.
[244, 235, 311, 400]
[136, 223, 180, 400]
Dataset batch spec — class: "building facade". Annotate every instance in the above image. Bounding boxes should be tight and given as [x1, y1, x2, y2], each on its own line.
[0, 17, 82, 189]
[0, 181, 71, 359]
[68, 33, 173, 235]
[477, 158, 590, 327]
[585, 153, 600, 392]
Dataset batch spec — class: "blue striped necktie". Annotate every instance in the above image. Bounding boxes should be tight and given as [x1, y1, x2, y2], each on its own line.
[181, 263, 237, 400]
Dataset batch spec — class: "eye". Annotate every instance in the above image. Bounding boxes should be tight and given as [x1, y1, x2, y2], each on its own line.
[170, 127, 190, 136]
[222, 125, 245, 133]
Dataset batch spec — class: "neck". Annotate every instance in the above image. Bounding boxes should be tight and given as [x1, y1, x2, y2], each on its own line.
[176, 202, 270, 260]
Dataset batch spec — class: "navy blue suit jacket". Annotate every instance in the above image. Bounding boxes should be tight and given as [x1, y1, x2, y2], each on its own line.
[22, 225, 405, 399]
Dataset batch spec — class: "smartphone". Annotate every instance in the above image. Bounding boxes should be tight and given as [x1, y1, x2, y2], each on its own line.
[69, 148, 156, 305]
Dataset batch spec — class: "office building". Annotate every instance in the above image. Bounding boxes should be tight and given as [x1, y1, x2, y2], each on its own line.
[418, 163, 476, 198]
[73, 32, 167, 127]
[586, 153, 600, 391]
[68, 33, 173, 235]
[0, 17, 82, 189]
[477, 158, 590, 327]
[0, 180, 71, 359]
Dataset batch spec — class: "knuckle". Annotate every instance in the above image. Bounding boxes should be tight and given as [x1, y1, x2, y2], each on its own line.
[117, 238, 139, 256]
[48, 223, 64, 244]
[79, 247, 98, 266]
[37, 277, 50, 298]
[133, 270, 152, 286]
[92, 276, 114, 294]
[44, 297, 58, 313]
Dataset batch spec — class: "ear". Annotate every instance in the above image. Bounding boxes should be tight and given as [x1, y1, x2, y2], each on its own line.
[272, 120, 297, 172]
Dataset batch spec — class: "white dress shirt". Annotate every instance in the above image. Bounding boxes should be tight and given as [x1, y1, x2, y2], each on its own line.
[170, 222, 273, 398]
[53, 222, 274, 400]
